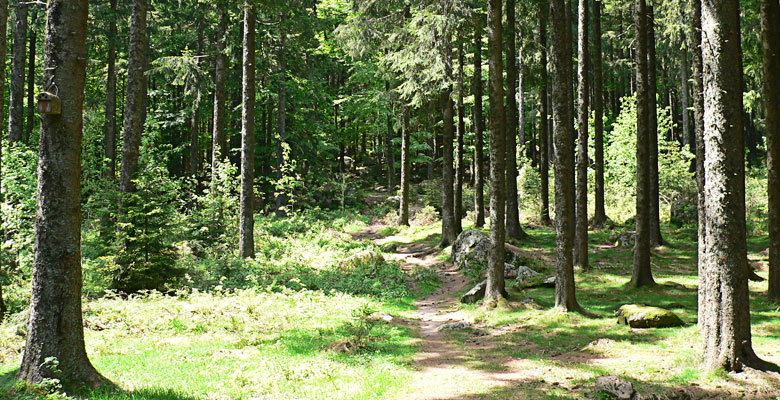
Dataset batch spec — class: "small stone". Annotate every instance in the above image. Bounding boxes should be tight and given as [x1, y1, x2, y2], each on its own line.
[460, 280, 486, 304]
[595, 376, 635, 400]
[437, 321, 472, 331]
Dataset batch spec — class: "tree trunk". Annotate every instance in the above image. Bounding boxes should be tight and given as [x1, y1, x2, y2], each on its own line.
[592, 0, 607, 227]
[551, 0, 581, 312]
[455, 37, 465, 235]
[400, 105, 411, 226]
[630, 0, 655, 288]
[384, 81, 394, 190]
[104, 0, 118, 180]
[700, 0, 773, 371]
[211, 10, 228, 185]
[188, 13, 204, 178]
[25, 24, 35, 143]
[681, 48, 692, 156]
[8, 0, 27, 145]
[16, 0, 109, 387]
[239, 3, 255, 259]
[440, 33, 457, 248]
[539, 10, 552, 226]
[505, 0, 525, 241]
[574, 0, 589, 270]
[275, 25, 288, 216]
[0, 0, 6, 322]
[648, 7, 664, 247]
[764, 0, 780, 302]
[485, 0, 508, 304]
[691, 0, 707, 327]
[119, 0, 148, 196]
[518, 30, 526, 160]
[473, 15, 486, 229]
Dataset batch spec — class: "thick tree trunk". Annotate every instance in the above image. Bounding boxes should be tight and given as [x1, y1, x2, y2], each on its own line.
[473, 16, 486, 228]
[119, 0, 148, 196]
[455, 37, 465, 235]
[692, 0, 707, 327]
[485, 0, 508, 304]
[104, 0, 118, 180]
[592, 0, 607, 227]
[505, 0, 525, 241]
[631, 0, 655, 288]
[574, 0, 589, 270]
[763, 0, 780, 302]
[8, 0, 27, 145]
[700, 0, 773, 371]
[211, 10, 228, 185]
[440, 34, 457, 248]
[400, 105, 411, 226]
[25, 25, 35, 143]
[239, 3, 255, 259]
[648, 7, 664, 247]
[550, 0, 581, 312]
[275, 26, 288, 216]
[16, 0, 109, 387]
[539, 11, 551, 226]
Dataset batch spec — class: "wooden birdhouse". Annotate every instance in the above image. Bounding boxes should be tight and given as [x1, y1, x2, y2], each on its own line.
[37, 92, 61, 115]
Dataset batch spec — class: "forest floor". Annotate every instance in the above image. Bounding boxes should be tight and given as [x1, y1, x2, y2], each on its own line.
[2, 190, 780, 399]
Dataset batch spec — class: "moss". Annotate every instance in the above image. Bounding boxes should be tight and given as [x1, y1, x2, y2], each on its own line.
[617, 304, 684, 328]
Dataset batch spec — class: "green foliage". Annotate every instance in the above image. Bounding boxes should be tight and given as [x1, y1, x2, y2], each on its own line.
[188, 160, 240, 255]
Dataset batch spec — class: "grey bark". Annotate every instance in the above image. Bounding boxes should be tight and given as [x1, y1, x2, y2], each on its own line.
[763, 0, 780, 302]
[473, 15, 486, 228]
[211, 10, 228, 185]
[456, 37, 465, 235]
[592, 0, 607, 227]
[119, 0, 148, 195]
[440, 33, 457, 248]
[400, 105, 411, 226]
[239, 3, 255, 259]
[630, 0, 655, 288]
[0, 0, 7, 321]
[104, 0, 118, 180]
[385, 81, 394, 189]
[648, 7, 663, 247]
[505, 0, 525, 240]
[691, 0, 706, 327]
[25, 23, 35, 143]
[16, 0, 109, 387]
[8, 0, 27, 145]
[188, 13, 204, 178]
[681, 45, 693, 153]
[275, 25, 288, 216]
[539, 10, 551, 226]
[574, 0, 589, 269]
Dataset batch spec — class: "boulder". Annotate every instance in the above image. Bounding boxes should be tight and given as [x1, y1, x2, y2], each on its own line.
[518, 275, 555, 289]
[482, 263, 532, 279]
[616, 304, 684, 328]
[451, 230, 491, 272]
[608, 232, 636, 249]
[595, 376, 635, 400]
[514, 265, 540, 281]
[460, 280, 486, 304]
[437, 321, 472, 331]
[339, 250, 384, 270]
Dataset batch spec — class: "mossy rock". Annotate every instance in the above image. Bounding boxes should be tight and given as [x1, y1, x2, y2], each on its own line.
[616, 304, 684, 328]
[339, 250, 385, 271]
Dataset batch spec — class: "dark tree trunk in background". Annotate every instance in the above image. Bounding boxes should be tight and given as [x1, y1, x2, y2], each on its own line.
[120, 0, 148, 196]
[551, 0, 581, 312]
[631, 0, 654, 288]
[518, 30, 526, 160]
[188, 14, 204, 178]
[700, 0, 773, 371]
[400, 105, 411, 226]
[25, 23, 35, 143]
[574, 0, 589, 270]
[681, 48, 692, 156]
[473, 15, 486, 228]
[104, 0, 118, 181]
[692, 0, 706, 326]
[276, 25, 288, 216]
[239, 3, 255, 259]
[440, 33, 457, 248]
[211, 10, 228, 185]
[485, 0, 508, 304]
[455, 37, 465, 235]
[539, 10, 551, 226]
[384, 81, 394, 189]
[8, 0, 27, 145]
[505, 0, 525, 240]
[592, 0, 607, 227]
[762, 0, 780, 302]
[0, 0, 6, 322]
[648, 7, 663, 247]
[16, 0, 109, 387]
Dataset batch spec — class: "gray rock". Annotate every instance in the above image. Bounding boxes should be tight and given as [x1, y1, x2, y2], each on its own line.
[616, 304, 684, 329]
[608, 232, 636, 248]
[515, 266, 540, 281]
[460, 280, 486, 304]
[517, 275, 555, 289]
[451, 230, 490, 272]
[595, 376, 635, 400]
[436, 321, 472, 331]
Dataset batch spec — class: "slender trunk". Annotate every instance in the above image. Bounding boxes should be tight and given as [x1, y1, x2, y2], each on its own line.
[631, 0, 654, 288]
[648, 7, 663, 247]
[455, 37, 465, 235]
[384, 81, 394, 189]
[539, 10, 551, 225]
[400, 105, 411, 226]
[551, 0, 581, 312]
[16, 0, 109, 387]
[574, 0, 589, 269]
[762, 0, 780, 301]
[518, 30, 526, 160]
[0, 0, 6, 322]
[104, 0, 118, 181]
[592, 0, 607, 227]
[440, 33, 457, 248]
[25, 26, 35, 143]
[239, 3, 255, 258]
[485, 0, 508, 304]
[119, 0, 148, 196]
[473, 16, 486, 228]
[681, 47, 692, 154]
[8, 0, 27, 145]
[211, 11, 228, 183]
[692, 0, 707, 327]
[505, 0, 525, 240]
[275, 25, 288, 216]
[188, 14, 204, 178]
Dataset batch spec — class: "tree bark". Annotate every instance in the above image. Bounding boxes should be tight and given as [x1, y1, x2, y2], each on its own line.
[763, 0, 780, 302]
[700, 0, 773, 371]
[120, 0, 148, 196]
[25, 23, 35, 143]
[551, 0, 581, 312]
[239, 2, 255, 259]
[400, 105, 411, 226]
[0, 0, 6, 322]
[648, 7, 663, 247]
[485, 0, 508, 304]
[574, 0, 589, 270]
[211, 10, 228, 187]
[630, 0, 655, 288]
[104, 0, 118, 181]
[539, 10, 551, 226]
[440, 33, 457, 248]
[8, 0, 27, 145]
[385, 81, 394, 190]
[681, 49, 692, 156]
[16, 0, 109, 387]
[187, 12, 204, 178]
[592, 0, 607, 227]
[473, 15, 486, 228]
[505, 0, 525, 240]
[275, 24, 288, 216]
[692, 0, 706, 327]
[455, 37, 465, 235]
